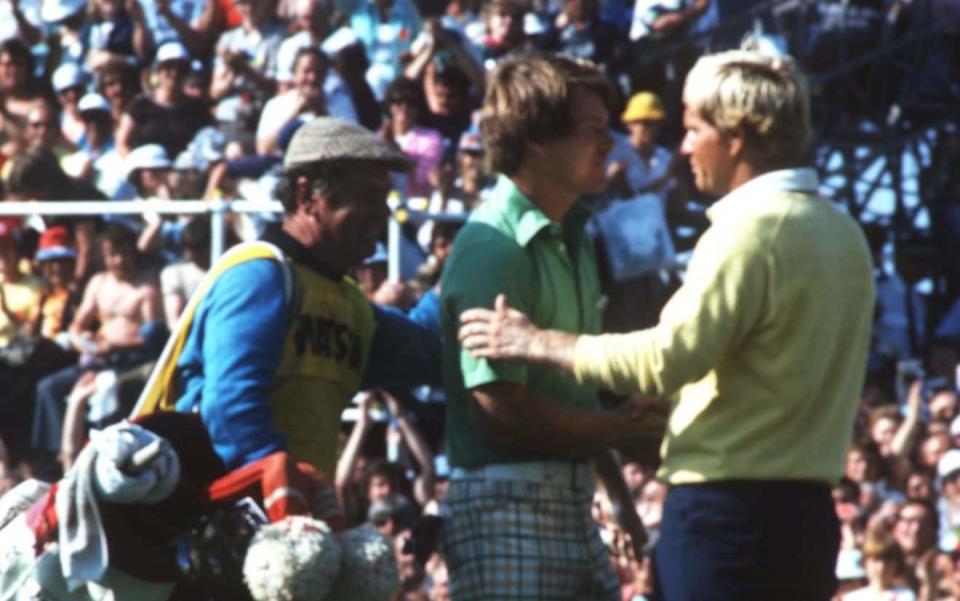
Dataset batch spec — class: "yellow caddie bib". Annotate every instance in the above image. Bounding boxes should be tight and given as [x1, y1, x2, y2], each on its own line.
[131, 241, 376, 476]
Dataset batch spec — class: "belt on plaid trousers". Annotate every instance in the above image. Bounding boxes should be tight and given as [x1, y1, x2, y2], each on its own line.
[449, 461, 594, 489]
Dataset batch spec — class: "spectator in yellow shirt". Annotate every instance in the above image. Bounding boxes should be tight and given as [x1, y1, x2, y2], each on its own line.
[0, 219, 40, 346]
[459, 49, 875, 600]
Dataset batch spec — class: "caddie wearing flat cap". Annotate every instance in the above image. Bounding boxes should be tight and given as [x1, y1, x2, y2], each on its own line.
[136, 117, 441, 486]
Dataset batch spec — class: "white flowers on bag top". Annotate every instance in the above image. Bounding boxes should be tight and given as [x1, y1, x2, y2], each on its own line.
[327, 524, 399, 601]
[244, 516, 342, 601]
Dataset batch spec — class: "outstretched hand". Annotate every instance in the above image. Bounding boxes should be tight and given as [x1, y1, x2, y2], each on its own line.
[459, 294, 539, 361]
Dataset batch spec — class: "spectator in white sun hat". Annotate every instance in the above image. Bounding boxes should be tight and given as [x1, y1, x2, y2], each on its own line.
[125, 143, 172, 200]
[63, 93, 133, 200]
[119, 143, 173, 243]
[51, 63, 89, 148]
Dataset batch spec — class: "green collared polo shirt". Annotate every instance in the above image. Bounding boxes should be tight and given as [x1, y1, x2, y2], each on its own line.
[440, 175, 603, 468]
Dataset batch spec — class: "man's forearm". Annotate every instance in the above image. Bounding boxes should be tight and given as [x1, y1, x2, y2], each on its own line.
[529, 328, 579, 373]
[472, 383, 624, 456]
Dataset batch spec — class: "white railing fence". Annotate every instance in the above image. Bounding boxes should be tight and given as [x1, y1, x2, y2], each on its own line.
[0, 200, 467, 281]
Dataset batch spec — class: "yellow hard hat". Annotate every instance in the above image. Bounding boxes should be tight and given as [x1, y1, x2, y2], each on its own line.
[621, 91, 665, 123]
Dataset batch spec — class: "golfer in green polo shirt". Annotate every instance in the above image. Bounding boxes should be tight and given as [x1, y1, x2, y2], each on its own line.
[438, 53, 654, 601]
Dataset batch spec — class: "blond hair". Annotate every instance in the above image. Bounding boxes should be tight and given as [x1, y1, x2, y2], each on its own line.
[481, 53, 612, 176]
[862, 528, 905, 574]
[683, 50, 812, 168]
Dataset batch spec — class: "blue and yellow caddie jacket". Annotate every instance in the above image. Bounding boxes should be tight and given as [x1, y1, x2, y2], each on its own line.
[133, 228, 441, 477]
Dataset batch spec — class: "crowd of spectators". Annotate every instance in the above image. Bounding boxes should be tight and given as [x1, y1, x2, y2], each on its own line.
[0, 0, 957, 598]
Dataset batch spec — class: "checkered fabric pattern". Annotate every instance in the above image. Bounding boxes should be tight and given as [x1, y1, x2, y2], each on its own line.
[441, 477, 620, 601]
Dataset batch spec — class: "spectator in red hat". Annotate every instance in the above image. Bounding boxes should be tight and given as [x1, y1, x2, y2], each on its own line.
[29, 226, 81, 342]
[0, 227, 82, 472]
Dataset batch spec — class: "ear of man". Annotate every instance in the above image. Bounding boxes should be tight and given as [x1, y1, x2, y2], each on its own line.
[294, 175, 334, 218]
[727, 127, 746, 161]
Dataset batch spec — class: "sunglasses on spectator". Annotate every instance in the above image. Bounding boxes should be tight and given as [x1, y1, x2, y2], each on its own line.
[58, 86, 84, 96]
[157, 61, 188, 72]
[28, 120, 54, 129]
[80, 111, 108, 123]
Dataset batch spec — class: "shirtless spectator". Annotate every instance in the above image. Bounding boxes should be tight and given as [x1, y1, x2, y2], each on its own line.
[31, 223, 162, 462]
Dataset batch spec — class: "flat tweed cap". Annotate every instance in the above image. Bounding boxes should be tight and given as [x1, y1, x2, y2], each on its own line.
[283, 117, 412, 173]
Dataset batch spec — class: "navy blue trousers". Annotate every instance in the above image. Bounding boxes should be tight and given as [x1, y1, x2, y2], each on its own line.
[654, 480, 839, 601]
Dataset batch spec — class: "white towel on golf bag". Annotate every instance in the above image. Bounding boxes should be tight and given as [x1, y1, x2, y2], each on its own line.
[56, 422, 180, 591]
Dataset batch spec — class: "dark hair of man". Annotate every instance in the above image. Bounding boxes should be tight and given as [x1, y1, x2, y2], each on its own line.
[433, 64, 470, 96]
[361, 458, 410, 498]
[897, 498, 938, 534]
[96, 57, 140, 96]
[182, 214, 211, 254]
[99, 221, 138, 252]
[481, 52, 612, 176]
[384, 77, 423, 110]
[292, 45, 329, 77]
[275, 158, 392, 214]
[6, 147, 72, 199]
[0, 38, 33, 84]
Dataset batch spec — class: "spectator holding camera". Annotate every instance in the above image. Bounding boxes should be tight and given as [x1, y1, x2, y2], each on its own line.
[380, 77, 443, 199]
[405, 17, 484, 99]
[84, 0, 154, 70]
[275, 0, 334, 85]
[256, 47, 332, 155]
[210, 0, 285, 112]
[337, 0, 423, 100]
[546, 0, 620, 66]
